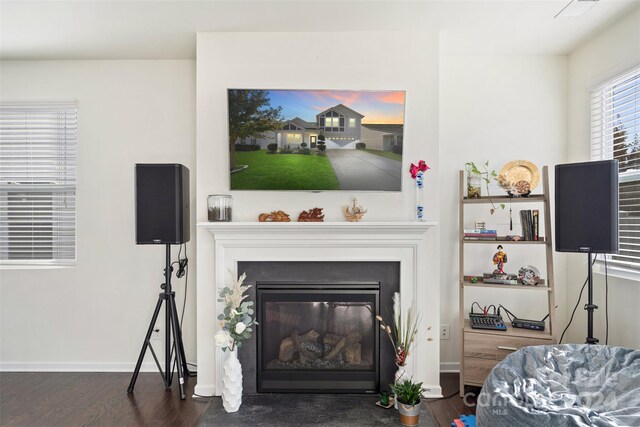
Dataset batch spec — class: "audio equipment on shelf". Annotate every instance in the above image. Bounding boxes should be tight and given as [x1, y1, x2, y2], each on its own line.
[469, 313, 507, 331]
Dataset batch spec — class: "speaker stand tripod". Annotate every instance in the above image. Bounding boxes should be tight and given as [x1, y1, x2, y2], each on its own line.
[585, 252, 599, 345]
[128, 244, 189, 399]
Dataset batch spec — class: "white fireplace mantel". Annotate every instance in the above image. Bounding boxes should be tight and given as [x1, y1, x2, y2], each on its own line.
[198, 221, 437, 235]
[195, 221, 442, 398]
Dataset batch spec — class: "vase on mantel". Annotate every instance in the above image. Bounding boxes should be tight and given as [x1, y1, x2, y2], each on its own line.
[394, 364, 407, 409]
[222, 348, 243, 413]
[415, 171, 425, 221]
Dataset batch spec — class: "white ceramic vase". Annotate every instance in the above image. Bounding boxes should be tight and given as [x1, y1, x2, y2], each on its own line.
[394, 364, 407, 409]
[222, 348, 243, 413]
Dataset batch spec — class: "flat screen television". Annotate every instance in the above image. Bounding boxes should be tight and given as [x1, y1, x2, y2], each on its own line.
[228, 89, 406, 191]
[555, 160, 619, 253]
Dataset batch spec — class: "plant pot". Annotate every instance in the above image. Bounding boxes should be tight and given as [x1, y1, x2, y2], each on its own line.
[393, 365, 406, 409]
[397, 401, 421, 427]
[467, 173, 482, 198]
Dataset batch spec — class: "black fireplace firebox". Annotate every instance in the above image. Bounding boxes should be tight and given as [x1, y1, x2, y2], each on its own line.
[256, 282, 380, 393]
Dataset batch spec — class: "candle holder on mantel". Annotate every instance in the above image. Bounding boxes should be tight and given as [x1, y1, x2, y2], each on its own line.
[208, 194, 233, 221]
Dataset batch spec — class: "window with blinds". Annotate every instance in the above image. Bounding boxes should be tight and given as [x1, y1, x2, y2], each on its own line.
[591, 66, 640, 270]
[0, 102, 77, 265]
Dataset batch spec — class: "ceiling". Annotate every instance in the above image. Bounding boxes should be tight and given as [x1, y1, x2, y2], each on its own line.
[1, 0, 638, 60]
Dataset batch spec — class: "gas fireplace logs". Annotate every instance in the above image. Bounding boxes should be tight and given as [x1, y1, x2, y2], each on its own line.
[278, 329, 363, 364]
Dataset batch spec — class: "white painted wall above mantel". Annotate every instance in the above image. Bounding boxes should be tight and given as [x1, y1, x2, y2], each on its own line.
[195, 31, 439, 224]
[195, 220, 441, 398]
[195, 31, 441, 394]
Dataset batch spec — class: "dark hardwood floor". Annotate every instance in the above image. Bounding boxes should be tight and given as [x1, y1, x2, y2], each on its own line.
[424, 373, 478, 427]
[1, 372, 477, 427]
[0, 372, 211, 427]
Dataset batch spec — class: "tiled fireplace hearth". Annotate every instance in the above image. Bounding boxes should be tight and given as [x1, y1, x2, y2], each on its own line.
[196, 222, 441, 398]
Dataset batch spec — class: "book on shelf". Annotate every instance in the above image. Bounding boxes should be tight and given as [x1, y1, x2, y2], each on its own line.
[483, 278, 519, 285]
[463, 274, 518, 285]
[482, 273, 519, 285]
[519, 209, 540, 241]
[464, 229, 497, 240]
[464, 229, 497, 234]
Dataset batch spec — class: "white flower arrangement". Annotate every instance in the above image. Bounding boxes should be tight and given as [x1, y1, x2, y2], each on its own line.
[215, 272, 258, 352]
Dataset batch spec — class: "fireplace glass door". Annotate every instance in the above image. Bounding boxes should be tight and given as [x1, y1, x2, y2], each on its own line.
[256, 283, 380, 393]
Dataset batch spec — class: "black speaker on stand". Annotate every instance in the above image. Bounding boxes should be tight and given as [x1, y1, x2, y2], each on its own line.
[555, 160, 619, 344]
[128, 164, 190, 399]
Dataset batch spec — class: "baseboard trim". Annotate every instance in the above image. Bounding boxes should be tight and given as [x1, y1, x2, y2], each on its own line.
[423, 384, 443, 399]
[0, 362, 191, 372]
[440, 362, 460, 373]
[194, 384, 217, 397]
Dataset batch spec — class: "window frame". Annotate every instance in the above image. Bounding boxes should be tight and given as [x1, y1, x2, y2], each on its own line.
[590, 65, 640, 276]
[0, 101, 78, 268]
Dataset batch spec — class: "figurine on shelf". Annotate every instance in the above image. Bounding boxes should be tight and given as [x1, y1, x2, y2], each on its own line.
[343, 197, 367, 222]
[298, 208, 325, 222]
[492, 245, 508, 275]
[258, 211, 291, 222]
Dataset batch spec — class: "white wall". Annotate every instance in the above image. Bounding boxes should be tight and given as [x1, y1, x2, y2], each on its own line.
[196, 32, 440, 222]
[5, 19, 631, 374]
[439, 55, 568, 368]
[196, 31, 440, 389]
[566, 8, 640, 348]
[0, 60, 197, 370]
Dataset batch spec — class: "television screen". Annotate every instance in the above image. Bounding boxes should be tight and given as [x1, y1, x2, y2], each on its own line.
[228, 89, 406, 191]
[555, 160, 619, 253]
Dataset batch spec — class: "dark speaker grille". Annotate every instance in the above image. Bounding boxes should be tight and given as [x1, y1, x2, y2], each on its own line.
[135, 164, 189, 244]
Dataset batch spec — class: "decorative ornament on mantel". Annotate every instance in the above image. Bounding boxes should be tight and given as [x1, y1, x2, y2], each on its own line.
[298, 207, 325, 222]
[258, 210, 291, 222]
[409, 160, 430, 222]
[343, 197, 367, 222]
[215, 272, 258, 413]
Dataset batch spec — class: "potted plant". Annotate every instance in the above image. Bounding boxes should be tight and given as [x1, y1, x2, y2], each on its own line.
[390, 379, 427, 426]
[376, 292, 422, 407]
[464, 161, 505, 214]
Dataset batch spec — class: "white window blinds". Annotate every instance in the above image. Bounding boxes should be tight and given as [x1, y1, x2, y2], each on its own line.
[591, 66, 640, 270]
[0, 101, 77, 265]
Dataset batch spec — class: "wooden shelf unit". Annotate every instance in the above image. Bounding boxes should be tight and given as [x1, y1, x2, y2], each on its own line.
[458, 166, 557, 396]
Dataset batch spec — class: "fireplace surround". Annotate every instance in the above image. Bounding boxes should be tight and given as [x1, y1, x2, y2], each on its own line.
[196, 221, 441, 398]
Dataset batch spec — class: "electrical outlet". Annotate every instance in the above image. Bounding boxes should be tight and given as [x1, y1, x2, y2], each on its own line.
[152, 328, 162, 340]
[440, 324, 450, 340]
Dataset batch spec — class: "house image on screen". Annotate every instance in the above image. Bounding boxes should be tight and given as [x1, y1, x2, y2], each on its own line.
[236, 103, 402, 151]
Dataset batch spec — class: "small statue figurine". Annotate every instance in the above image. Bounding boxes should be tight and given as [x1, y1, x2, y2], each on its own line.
[492, 245, 508, 275]
[343, 197, 367, 222]
[298, 208, 325, 222]
[258, 210, 291, 222]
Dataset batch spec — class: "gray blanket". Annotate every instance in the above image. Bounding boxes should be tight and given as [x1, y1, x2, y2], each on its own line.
[476, 344, 640, 427]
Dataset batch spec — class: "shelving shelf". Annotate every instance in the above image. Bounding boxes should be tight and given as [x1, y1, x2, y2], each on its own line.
[462, 320, 553, 340]
[462, 194, 546, 204]
[462, 281, 551, 291]
[458, 166, 557, 397]
[463, 240, 548, 245]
